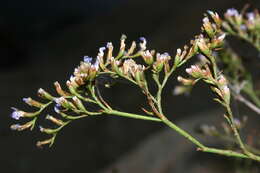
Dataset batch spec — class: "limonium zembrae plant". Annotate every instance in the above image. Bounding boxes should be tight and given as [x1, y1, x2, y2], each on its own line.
[10, 7, 260, 162]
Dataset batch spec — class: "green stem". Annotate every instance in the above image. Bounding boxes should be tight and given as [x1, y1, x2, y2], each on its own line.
[226, 106, 260, 162]
[161, 117, 251, 159]
[106, 110, 162, 122]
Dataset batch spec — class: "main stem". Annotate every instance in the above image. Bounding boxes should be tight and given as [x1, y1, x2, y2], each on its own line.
[226, 106, 260, 162]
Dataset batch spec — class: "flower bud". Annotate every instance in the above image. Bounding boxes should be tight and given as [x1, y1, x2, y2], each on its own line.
[141, 50, 154, 65]
[139, 37, 147, 50]
[39, 126, 58, 135]
[185, 65, 203, 78]
[177, 76, 195, 86]
[36, 137, 54, 148]
[120, 34, 127, 52]
[54, 97, 76, 110]
[202, 17, 214, 38]
[110, 57, 122, 74]
[207, 10, 222, 28]
[72, 96, 87, 112]
[222, 85, 230, 104]
[38, 88, 54, 100]
[197, 37, 211, 57]
[106, 42, 114, 61]
[10, 121, 33, 131]
[11, 107, 40, 119]
[217, 75, 228, 86]
[54, 81, 70, 97]
[211, 33, 226, 48]
[126, 41, 136, 56]
[46, 115, 65, 126]
[153, 53, 170, 72]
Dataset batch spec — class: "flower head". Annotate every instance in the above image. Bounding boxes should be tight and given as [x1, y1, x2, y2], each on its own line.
[247, 12, 255, 22]
[10, 108, 24, 120]
[226, 8, 239, 17]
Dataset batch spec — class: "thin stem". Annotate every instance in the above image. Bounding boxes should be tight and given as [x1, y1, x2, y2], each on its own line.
[161, 116, 251, 159]
[105, 109, 162, 122]
[226, 106, 260, 162]
[162, 117, 204, 148]
[89, 85, 108, 110]
[243, 87, 260, 108]
[234, 93, 260, 115]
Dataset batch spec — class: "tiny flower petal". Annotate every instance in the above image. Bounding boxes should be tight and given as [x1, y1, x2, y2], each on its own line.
[83, 56, 93, 63]
[226, 8, 239, 17]
[10, 108, 23, 120]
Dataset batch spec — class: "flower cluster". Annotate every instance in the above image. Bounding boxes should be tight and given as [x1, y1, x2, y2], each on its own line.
[9, 7, 260, 163]
[223, 8, 260, 50]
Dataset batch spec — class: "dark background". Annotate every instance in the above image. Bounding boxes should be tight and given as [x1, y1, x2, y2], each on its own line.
[0, 0, 259, 173]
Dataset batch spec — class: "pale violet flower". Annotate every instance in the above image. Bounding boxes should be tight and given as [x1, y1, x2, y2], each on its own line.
[10, 107, 23, 120]
[83, 56, 93, 63]
[226, 8, 239, 17]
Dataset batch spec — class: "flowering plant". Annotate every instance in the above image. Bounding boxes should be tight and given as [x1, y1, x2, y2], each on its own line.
[11, 7, 260, 162]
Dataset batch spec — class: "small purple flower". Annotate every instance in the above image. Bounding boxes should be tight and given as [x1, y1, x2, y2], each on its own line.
[22, 97, 31, 104]
[139, 37, 147, 50]
[54, 97, 66, 105]
[83, 56, 93, 63]
[247, 12, 255, 22]
[226, 8, 239, 17]
[10, 107, 23, 120]
[139, 37, 146, 43]
[54, 104, 61, 113]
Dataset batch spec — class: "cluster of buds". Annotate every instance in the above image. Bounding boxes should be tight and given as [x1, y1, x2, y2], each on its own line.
[173, 45, 197, 68]
[179, 63, 231, 106]
[185, 65, 212, 80]
[141, 50, 154, 65]
[222, 8, 260, 50]
[213, 75, 231, 105]
[152, 53, 171, 73]
[72, 56, 100, 85]
[9, 35, 158, 147]
[121, 59, 145, 85]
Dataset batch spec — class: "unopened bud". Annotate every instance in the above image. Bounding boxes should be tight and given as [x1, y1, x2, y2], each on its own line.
[46, 115, 64, 126]
[36, 138, 54, 148]
[54, 81, 70, 97]
[38, 88, 54, 100]
[197, 38, 211, 57]
[177, 76, 195, 85]
[23, 97, 44, 108]
[141, 50, 154, 65]
[72, 96, 86, 112]
[202, 17, 214, 38]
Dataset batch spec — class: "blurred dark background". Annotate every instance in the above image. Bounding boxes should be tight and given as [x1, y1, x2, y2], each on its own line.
[0, 0, 259, 173]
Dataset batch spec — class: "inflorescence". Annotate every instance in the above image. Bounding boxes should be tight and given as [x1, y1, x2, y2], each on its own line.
[10, 7, 260, 162]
